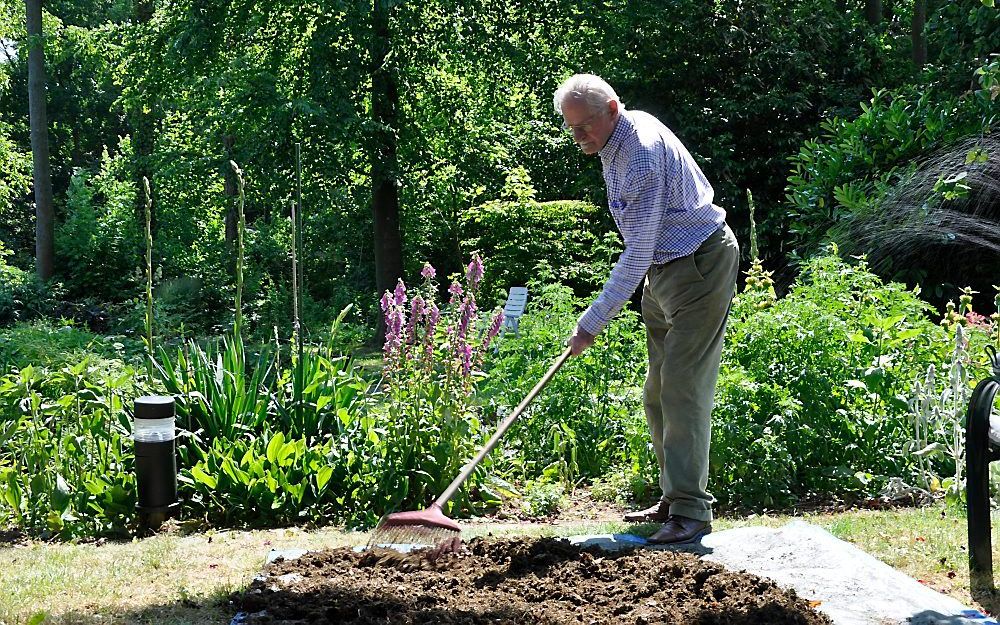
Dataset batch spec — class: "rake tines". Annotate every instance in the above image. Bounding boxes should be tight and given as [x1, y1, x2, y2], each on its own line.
[367, 503, 463, 559]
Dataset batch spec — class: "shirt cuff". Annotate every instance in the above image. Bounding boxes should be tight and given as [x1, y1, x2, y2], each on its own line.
[577, 308, 606, 336]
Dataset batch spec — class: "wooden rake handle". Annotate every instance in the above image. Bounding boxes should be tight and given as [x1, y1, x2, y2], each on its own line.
[434, 345, 573, 509]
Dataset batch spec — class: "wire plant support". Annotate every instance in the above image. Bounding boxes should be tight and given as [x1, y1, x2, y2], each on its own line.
[966, 344, 1000, 605]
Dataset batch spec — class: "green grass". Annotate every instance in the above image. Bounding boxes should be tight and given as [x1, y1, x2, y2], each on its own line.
[0, 505, 996, 625]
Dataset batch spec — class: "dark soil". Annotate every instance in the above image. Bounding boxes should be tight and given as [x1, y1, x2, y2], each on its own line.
[0, 527, 26, 547]
[236, 537, 832, 624]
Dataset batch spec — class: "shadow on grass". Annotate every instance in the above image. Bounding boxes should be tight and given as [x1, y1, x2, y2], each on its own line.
[0, 527, 25, 547]
[971, 585, 1000, 619]
[20, 599, 237, 625]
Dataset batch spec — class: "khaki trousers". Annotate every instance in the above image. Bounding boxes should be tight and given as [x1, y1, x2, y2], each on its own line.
[641, 224, 739, 522]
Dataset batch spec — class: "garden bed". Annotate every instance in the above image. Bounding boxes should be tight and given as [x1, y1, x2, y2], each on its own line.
[236, 537, 832, 624]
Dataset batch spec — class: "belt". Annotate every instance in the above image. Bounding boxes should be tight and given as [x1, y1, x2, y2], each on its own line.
[649, 225, 726, 270]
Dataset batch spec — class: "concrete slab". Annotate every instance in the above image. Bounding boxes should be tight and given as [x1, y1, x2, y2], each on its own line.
[567, 520, 996, 625]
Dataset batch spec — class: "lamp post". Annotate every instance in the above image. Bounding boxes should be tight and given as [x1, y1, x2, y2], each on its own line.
[966, 345, 1000, 601]
[134, 395, 180, 529]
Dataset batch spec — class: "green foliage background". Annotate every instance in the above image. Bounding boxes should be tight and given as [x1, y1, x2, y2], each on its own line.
[0, 0, 994, 327]
[0, 0, 998, 537]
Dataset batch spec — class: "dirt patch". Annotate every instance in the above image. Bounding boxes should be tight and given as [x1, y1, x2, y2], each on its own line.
[236, 537, 832, 624]
[0, 526, 26, 547]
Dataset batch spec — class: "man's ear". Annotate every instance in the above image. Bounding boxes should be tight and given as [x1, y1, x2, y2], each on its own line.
[608, 99, 619, 115]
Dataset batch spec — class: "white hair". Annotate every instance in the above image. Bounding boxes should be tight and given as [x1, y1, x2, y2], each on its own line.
[553, 74, 622, 115]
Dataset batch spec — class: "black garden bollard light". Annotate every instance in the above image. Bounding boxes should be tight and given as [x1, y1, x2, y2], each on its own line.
[966, 345, 1000, 600]
[133, 395, 180, 530]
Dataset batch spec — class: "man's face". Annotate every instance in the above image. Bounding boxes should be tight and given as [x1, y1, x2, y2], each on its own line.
[560, 97, 616, 156]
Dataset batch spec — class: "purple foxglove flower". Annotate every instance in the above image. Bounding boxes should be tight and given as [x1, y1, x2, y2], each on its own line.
[387, 310, 404, 350]
[456, 295, 477, 342]
[489, 310, 504, 338]
[460, 342, 473, 376]
[480, 309, 505, 354]
[466, 253, 484, 290]
[420, 263, 436, 280]
[406, 295, 425, 343]
[393, 279, 407, 307]
[448, 281, 463, 304]
[380, 291, 391, 314]
[423, 303, 441, 361]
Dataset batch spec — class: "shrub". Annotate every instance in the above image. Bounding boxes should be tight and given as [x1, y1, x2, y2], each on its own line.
[0, 361, 142, 539]
[784, 62, 999, 271]
[590, 464, 653, 507]
[710, 367, 800, 509]
[460, 169, 621, 307]
[521, 479, 566, 518]
[482, 280, 647, 484]
[0, 319, 143, 373]
[180, 432, 346, 527]
[0, 260, 47, 326]
[722, 250, 954, 504]
[55, 142, 140, 302]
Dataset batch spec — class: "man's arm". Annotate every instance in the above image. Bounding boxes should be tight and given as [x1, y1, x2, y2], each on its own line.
[573, 166, 664, 350]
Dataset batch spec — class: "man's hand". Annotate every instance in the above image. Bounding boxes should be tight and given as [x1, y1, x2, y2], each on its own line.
[568, 326, 596, 356]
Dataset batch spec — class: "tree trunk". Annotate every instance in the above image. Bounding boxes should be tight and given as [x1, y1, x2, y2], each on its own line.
[26, 0, 54, 281]
[371, 0, 404, 341]
[912, 0, 927, 67]
[132, 0, 157, 235]
[223, 134, 238, 244]
[865, 0, 882, 25]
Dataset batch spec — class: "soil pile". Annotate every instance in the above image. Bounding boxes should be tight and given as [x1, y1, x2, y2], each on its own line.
[236, 536, 833, 624]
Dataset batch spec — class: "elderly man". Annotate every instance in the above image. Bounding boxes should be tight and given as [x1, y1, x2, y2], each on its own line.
[556, 74, 739, 545]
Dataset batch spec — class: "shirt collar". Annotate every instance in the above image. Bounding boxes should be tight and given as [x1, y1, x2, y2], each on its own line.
[599, 110, 630, 165]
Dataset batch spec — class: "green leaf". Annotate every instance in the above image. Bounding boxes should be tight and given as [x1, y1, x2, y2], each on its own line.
[0, 419, 20, 446]
[912, 442, 943, 457]
[52, 474, 72, 514]
[2, 475, 23, 515]
[966, 147, 989, 164]
[26, 611, 48, 625]
[30, 473, 48, 496]
[191, 465, 218, 489]
[277, 441, 297, 467]
[266, 432, 286, 465]
[316, 466, 333, 492]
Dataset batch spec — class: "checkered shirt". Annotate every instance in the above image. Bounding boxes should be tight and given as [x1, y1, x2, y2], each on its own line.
[578, 109, 726, 336]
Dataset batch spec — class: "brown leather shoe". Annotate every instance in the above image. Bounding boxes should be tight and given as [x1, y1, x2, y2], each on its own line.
[623, 500, 671, 523]
[647, 515, 712, 545]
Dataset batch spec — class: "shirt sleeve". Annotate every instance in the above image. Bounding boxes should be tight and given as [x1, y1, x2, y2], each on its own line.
[578, 163, 664, 335]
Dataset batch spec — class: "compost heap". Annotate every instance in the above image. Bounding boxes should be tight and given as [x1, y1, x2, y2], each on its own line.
[236, 536, 832, 624]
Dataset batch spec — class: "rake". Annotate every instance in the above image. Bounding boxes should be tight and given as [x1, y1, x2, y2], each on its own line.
[367, 346, 573, 556]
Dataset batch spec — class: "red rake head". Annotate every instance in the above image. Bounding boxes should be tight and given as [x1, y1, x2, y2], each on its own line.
[368, 503, 463, 557]
[379, 503, 461, 532]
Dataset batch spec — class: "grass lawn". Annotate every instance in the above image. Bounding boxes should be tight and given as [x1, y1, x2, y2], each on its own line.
[0, 504, 996, 625]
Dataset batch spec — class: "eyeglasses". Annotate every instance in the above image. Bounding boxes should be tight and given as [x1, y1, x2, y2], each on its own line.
[561, 111, 605, 134]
